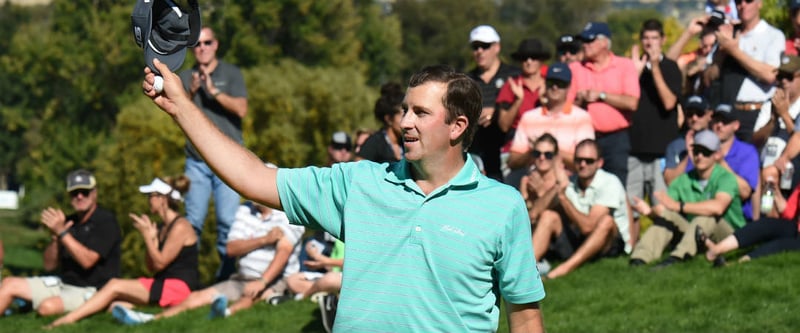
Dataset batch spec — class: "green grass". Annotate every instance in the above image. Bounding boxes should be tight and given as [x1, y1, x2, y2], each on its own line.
[3, 213, 800, 332]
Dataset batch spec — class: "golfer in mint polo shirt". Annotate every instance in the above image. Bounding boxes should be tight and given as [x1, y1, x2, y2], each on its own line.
[142, 61, 546, 332]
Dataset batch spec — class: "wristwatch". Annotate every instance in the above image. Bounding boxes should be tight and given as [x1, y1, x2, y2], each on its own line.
[598, 92, 607, 101]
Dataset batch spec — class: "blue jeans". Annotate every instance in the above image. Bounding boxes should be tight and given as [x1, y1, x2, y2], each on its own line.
[184, 157, 240, 280]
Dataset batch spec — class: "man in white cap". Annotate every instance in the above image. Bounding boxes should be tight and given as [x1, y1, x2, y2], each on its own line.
[629, 130, 744, 267]
[466, 24, 521, 181]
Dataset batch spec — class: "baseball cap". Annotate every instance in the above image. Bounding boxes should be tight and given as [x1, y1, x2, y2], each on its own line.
[713, 103, 736, 123]
[682, 95, 709, 112]
[546, 62, 571, 83]
[791, 0, 800, 11]
[139, 178, 182, 201]
[66, 169, 96, 192]
[580, 22, 612, 41]
[469, 25, 501, 43]
[693, 129, 720, 152]
[556, 34, 580, 52]
[778, 54, 800, 75]
[330, 131, 353, 151]
[132, 0, 201, 74]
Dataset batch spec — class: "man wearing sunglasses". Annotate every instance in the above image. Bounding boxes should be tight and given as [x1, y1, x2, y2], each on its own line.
[706, 0, 784, 143]
[629, 130, 744, 267]
[568, 22, 640, 186]
[664, 95, 714, 185]
[178, 26, 249, 281]
[555, 34, 582, 64]
[466, 25, 521, 181]
[0, 169, 121, 317]
[508, 62, 594, 171]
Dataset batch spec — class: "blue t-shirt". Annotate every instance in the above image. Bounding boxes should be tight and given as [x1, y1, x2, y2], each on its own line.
[277, 156, 545, 332]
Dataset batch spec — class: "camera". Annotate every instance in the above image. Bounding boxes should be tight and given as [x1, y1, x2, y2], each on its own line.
[705, 9, 726, 30]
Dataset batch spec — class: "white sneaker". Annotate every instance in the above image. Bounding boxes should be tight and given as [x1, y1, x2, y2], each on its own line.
[536, 259, 551, 277]
[209, 294, 229, 319]
[112, 304, 154, 325]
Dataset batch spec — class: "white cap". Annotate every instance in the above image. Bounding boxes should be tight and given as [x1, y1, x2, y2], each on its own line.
[469, 25, 500, 43]
[139, 178, 182, 201]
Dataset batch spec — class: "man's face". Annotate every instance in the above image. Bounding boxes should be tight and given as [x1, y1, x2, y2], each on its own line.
[778, 71, 800, 95]
[471, 42, 500, 70]
[736, 0, 762, 24]
[192, 28, 218, 65]
[581, 36, 607, 61]
[686, 108, 713, 131]
[328, 145, 352, 164]
[545, 79, 569, 105]
[690, 144, 717, 171]
[69, 188, 97, 214]
[573, 144, 602, 180]
[712, 116, 739, 142]
[640, 30, 663, 55]
[401, 82, 459, 162]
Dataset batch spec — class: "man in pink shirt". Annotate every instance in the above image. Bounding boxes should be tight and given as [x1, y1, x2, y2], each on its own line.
[569, 22, 641, 185]
[508, 62, 595, 171]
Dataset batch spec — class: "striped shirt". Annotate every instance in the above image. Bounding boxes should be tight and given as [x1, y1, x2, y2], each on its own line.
[510, 104, 595, 159]
[228, 206, 305, 279]
[277, 157, 545, 332]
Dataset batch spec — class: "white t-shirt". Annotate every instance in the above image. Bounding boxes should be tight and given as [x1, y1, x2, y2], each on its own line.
[228, 205, 305, 279]
[735, 20, 786, 102]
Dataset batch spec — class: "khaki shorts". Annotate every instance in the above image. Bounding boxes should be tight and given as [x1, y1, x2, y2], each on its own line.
[27, 276, 96, 311]
[211, 274, 288, 302]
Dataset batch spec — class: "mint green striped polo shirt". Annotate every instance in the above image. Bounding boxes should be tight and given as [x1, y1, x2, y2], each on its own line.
[277, 156, 545, 332]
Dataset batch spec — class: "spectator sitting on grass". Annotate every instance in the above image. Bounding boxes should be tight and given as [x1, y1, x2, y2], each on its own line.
[113, 187, 305, 324]
[629, 130, 745, 268]
[0, 169, 121, 318]
[47, 176, 197, 327]
[702, 179, 800, 265]
[286, 238, 344, 333]
[532, 139, 631, 279]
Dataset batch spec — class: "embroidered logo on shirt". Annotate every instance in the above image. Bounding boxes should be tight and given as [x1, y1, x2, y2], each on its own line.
[440, 225, 466, 237]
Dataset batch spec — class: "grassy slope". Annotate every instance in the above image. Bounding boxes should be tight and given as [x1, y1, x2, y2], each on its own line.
[2, 212, 799, 333]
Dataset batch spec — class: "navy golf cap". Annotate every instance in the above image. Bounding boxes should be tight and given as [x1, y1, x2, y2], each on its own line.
[132, 0, 201, 74]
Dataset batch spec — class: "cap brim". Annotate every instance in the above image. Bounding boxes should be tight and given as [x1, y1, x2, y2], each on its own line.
[144, 45, 186, 75]
[66, 184, 95, 192]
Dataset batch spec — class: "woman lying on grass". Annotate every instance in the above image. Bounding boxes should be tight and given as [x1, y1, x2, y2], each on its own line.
[47, 176, 199, 328]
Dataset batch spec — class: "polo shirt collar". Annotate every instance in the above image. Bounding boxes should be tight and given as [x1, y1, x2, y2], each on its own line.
[384, 154, 482, 196]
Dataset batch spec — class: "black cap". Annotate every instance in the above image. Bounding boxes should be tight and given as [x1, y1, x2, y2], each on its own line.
[132, 0, 201, 74]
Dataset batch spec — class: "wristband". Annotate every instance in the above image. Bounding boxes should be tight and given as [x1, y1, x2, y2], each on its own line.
[213, 89, 222, 98]
[58, 229, 70, 239]
[679, 200, 685, 214]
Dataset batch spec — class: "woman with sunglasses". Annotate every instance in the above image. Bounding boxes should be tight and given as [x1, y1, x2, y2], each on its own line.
[520, 134, 570, 227]
[48, 176, 199, 327]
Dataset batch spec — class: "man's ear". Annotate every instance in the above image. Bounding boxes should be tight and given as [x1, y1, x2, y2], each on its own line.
[596, 158, 604, 169]
[450, 115, 469, 142]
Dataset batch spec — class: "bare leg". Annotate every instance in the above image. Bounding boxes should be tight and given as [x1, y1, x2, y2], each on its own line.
[48, 278, 149, 327]
[302, 272, 342, 299]
[0, 277, 32, 315]
[286, 273, 315, 298]
[156, 287, 217, 319]
[547, 215, 616, 279]
[532, 210, 562, 262]
[705, 234, 740, 261]
[227, 290, 265, 317]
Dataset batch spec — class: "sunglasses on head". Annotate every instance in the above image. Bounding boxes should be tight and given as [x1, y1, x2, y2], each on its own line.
[69, 189, 92, 198]
[546, 80, 569, 90]
[692, 145, 714, 158]
[734, 0, 755, 4]
[471, 42, 494, 51]
[532, 150, 555, 160]
[575, 157, 597, 165]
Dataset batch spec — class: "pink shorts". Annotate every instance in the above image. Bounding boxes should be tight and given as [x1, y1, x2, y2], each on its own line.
[138, 277, 192, 307]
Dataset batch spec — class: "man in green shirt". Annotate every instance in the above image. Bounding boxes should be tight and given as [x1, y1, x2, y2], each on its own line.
[629, 129, 743, 267]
